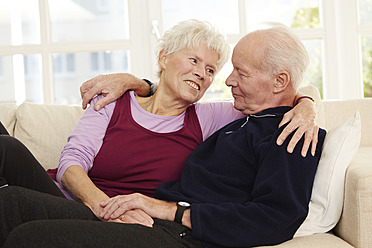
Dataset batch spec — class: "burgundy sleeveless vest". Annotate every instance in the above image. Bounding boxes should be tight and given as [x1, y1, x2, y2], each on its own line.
[89, 92, 203, 197]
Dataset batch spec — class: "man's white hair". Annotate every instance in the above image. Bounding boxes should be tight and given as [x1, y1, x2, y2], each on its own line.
[155, 19, 230, 78]
[248, 23, 310, 90]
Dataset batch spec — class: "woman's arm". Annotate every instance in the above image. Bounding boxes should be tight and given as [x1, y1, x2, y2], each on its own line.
[57, 95, 115, 217]
[80, 73, 151, 111]
[62, 165, 109, 217]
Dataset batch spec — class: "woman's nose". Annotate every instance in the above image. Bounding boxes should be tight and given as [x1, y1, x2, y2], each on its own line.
[193, 66, 205, 80]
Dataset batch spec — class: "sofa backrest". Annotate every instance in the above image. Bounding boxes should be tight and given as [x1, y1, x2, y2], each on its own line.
[322, 98, 372, 146]
[14, 102, 84, 170]
[0, 103, 17, 136]
[2, 86, 371, 171]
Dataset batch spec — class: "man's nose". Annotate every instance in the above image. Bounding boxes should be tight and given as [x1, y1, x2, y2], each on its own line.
[226, 74, 237, 87]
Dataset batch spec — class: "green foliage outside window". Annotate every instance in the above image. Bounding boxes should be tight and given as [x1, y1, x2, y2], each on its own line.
[362, 36, 372, 97]
[292, 7, 323, 98]
[204, 6, 324, 102]
[291, 7, 320, 29]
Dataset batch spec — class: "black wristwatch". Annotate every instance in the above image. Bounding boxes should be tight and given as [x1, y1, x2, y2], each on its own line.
[143, 79, 155, 97]
[174, 201, 191, 224]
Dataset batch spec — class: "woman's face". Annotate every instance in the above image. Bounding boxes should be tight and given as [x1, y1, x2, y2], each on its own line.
[159, 43, 219, 104]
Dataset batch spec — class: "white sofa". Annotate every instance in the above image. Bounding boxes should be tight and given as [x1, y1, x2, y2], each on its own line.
[0, 86, 371, 248]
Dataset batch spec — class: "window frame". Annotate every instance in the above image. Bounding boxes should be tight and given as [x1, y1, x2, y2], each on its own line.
[0, 0, 371, 104]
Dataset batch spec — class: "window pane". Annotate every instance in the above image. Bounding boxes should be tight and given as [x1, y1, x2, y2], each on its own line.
[53, 50, 130, 105]
[359, 0, 372, 25]
[301, 39, 324, 98]
[24, 54, 43, 103]
[245, 0, 321, 29]
[163, 0, 240, 34]
[362, 36, 372, 97]
[0, 0, 40, 45]
[0, 54, 42, 103]
[49, 0, 129, 42]
[0, 56, 15, 102]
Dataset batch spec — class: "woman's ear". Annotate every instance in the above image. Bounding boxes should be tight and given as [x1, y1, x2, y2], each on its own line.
[158, 50, 168, 70]
[273, 71, 290, 93]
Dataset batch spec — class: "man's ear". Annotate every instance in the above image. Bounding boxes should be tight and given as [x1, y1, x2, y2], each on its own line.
[158, 50, 168, 70]
[273, 71, 291, 93]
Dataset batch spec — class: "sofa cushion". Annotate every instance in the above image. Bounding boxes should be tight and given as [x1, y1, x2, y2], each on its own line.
[0, 103, 17, 136]
[334, 146, 372, 248]
[323, 98, 372, 146]
[256, 233, 353, 248]
[14, 102, 84, 170]
[295, 111, 361, 236]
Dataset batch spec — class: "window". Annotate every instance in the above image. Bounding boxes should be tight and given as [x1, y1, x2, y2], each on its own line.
[24, 54, 43, 103]
[53, 54, 76, 77]
[162, 0, 324, 100]
[0, 0, 371, 105]
[54, 50, 129, 105]
[0, 0, 40, 46]
[0, 58, 3, 80]
[360, 0, 372, 97]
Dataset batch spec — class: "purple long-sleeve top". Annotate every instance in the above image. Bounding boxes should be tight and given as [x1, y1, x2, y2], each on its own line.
[55, 91, 243, 199]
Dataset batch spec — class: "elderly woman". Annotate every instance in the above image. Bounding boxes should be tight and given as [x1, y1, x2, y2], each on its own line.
[0, 19, 316, 230]
[47, 19, 233, 217]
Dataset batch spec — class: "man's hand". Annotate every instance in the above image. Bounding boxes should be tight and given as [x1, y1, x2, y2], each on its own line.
[277, 98, 319, 157]
[109, 209, 154, 228]
[99, 193, 176, 224]
[80, 73, 150, 111]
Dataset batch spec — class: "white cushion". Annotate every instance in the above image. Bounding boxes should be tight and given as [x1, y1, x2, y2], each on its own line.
[295, 111, 361, 237]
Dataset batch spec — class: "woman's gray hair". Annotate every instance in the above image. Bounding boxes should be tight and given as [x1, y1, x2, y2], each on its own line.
[249, 23, 310, 90]
[155, 19, 230, 78]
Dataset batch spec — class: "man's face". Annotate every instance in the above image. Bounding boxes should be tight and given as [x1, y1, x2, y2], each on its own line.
[225, 35, 276, 115]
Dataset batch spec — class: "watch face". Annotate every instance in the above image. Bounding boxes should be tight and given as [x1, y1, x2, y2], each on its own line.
[178, 201, 191, 207]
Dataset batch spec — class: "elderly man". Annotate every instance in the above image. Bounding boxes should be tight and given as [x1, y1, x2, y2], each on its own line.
[1, 24, 325, 248]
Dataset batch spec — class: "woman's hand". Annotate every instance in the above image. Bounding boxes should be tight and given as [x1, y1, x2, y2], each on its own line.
[276, 98, 319, 157]
[80, 73, 151, 111]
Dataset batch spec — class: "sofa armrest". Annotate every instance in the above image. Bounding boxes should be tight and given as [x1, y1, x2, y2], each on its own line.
[334, 146, 372, 248]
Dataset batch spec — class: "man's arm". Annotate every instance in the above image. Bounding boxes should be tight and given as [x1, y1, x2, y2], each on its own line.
[80, 73, 152, 111]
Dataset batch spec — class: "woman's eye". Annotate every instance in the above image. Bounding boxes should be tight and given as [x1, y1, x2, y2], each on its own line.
[189, 58, 197, 63]
[207, 68, 215, 75]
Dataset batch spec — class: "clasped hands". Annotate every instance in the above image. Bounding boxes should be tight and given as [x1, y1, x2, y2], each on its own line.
[98, 193, 174, 228]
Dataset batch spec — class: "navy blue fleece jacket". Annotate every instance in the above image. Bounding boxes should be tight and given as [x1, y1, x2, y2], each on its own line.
[155, 106, 326, 248]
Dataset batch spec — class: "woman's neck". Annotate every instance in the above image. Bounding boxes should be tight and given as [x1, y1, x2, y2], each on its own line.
[136, 89, 190, 116]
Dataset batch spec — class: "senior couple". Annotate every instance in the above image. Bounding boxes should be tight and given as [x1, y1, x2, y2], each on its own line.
[0, 19, 325, 247]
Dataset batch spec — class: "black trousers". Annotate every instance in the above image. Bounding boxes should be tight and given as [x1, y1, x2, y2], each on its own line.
[0, 121, 65, 197]
[0, 122, 203, 248]
[0, 186, 202, 248]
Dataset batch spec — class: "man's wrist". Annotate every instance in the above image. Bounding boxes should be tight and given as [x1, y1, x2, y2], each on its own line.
[174, 201, 191, 224]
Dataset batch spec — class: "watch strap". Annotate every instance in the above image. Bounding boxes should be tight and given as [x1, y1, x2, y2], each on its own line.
[174, 204, 186, 224]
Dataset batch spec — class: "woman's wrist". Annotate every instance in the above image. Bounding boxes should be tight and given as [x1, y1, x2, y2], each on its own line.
[293, 95, 315, 106]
